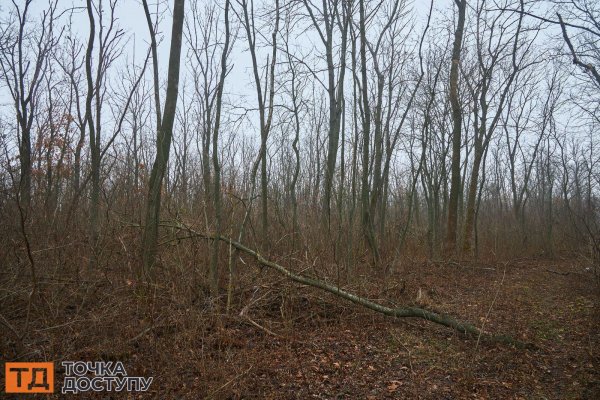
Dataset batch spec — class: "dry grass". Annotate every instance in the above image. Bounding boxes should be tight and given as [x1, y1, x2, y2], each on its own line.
[1, 230, 598, 399]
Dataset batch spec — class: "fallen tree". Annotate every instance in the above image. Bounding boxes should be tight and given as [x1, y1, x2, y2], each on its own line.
[166, 223, 534, 349]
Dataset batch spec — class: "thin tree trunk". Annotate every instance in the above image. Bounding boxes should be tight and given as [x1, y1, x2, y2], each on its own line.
[141, 0, 185, 274]
[446, 0, 467, 255]
[209, 0, 231, 298]
[84, 0, 99, 269]
[358, 0, 379, 264]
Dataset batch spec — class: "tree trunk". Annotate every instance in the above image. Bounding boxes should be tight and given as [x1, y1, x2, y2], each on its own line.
[358, 0, 379, 264]
[84, 0, 99, 269]
[446, 0, 467, 255]
[462, 142, 483, 254]
[141, 0, 185, 274]
[209, 0, 231, 298]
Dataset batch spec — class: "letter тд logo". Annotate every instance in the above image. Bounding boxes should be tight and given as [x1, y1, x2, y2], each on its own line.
[5, 362, 54, 393]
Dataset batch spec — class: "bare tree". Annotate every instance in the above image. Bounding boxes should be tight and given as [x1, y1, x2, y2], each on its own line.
[141, 0, 185, 274]
[357, 0, 379, 263]
[85, 0, 148, 269]
[461, 0, 529, 254]
[235, 0, 280, 248]
[281, 10, 303, 248]
[185, 1, 229, 294]
[54, 19, 86, 200]
[445, 0, 467, 255]
[0, 0, 61, 209]
[301, 0, 349, 225]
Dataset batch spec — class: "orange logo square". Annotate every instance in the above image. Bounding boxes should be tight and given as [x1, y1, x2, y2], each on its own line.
[5, 362, 54, 393]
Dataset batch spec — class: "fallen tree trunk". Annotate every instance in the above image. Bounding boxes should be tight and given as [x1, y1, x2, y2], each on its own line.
[168, 224, 534, 349]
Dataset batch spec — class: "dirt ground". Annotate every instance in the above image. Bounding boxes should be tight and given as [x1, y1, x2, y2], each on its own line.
[1, 258, 599, 399]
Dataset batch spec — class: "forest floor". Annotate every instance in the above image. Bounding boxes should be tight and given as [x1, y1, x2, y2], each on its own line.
[1, 256, 599, 399]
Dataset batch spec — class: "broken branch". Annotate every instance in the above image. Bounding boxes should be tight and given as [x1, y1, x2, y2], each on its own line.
[168, 223, 534, 349]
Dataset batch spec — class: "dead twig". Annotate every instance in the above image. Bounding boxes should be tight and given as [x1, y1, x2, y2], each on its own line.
[475, 263, 508, 352]
[242, 315, 282, 338]
[544, 269, 571, 276]
[207, 365, 253, 399]
[0, 313, 20, 340]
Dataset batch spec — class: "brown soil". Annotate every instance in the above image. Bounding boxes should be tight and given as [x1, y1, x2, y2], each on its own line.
[1, 258, 599, 399]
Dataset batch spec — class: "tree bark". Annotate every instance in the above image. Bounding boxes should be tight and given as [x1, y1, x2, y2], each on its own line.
[141, 0, 185, 274]
[84, 0, 100, 269]
[209, 0, 231, 298]
[446, 0, 467, 255]
[358, 0, 379, 264]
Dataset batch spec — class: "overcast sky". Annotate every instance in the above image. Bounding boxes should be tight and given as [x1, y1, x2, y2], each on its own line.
[1, 0, 575, 155]
[0, 0, 445, 108]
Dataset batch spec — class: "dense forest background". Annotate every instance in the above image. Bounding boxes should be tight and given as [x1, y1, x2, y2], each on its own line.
[0, 0, 599, 397]
[1, 0, 600, 272]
